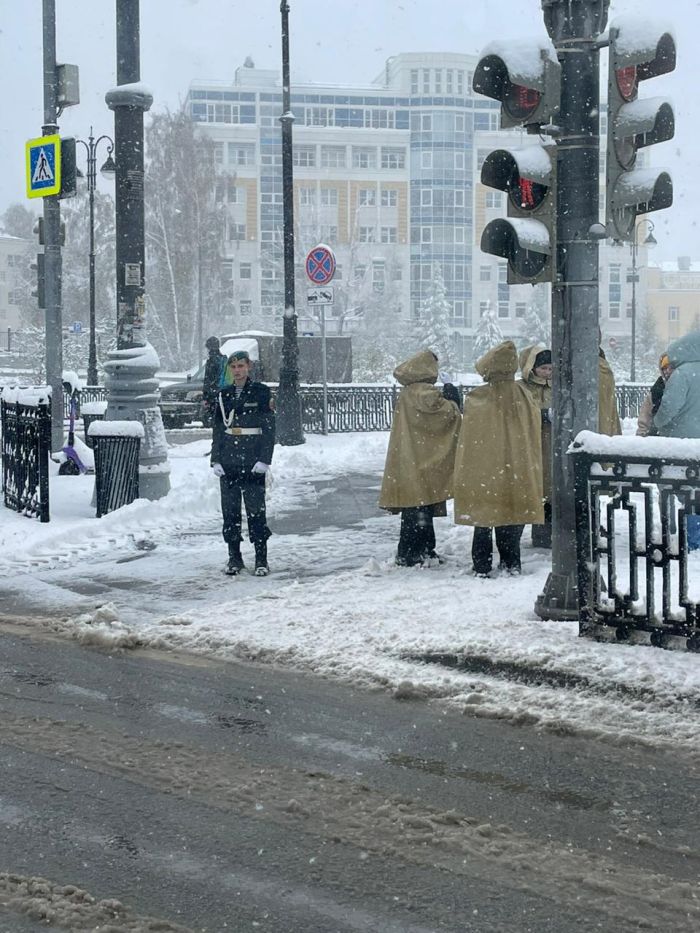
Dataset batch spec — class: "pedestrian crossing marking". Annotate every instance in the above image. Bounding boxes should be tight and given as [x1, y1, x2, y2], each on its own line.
[26, 134, 61, 198]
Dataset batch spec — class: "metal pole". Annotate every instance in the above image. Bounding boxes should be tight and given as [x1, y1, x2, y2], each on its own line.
[536, 0, 609, 621]
[277, 1, 304, 445]
[42, 0, 63, 451]
[630, 231, 637, 382]
[87, 130, 98, 386]
[320, 307, 328, 435]
[104, 0, 170, 499]
[197, 239, 204, 364]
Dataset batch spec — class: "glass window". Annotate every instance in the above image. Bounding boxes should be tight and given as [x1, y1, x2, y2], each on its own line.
[455, 189, 465, 207]
[453, 300, 465, 321]
[299, 186, 315, 206]
[305, 106, 334, 126]
[358, 188, 376, 206]
[434, 69, 442, 93]
[321, 146, 346, 168]
[410, 70, 419, 94]
[228, 223, 246, 241]
[422, 69, 430, 94]
[515, 302, 526, 318]
[456, 71, 464, 95]
[609, 302, 621, 319]
[486, 191, 502, 209]
[455, 152, 465, 170]
[421, 189, 432, 206]
[240, 262, 252, 280]
[421, 114, 432, 132]
[293, 146, 316, 167]
[358, 226, 376, 243]
[421, 151, 432, 170]
[609, 264, 621, 284]
[364, 109, 395, 129]
[354, 264, 366, 279]
[474, 112, 490, 131]
[214, 143, 224, 165]
[353, 147, 377, 170]
[446, 70, 454, 94]
[480, 265, 491, 282]
[498, 265, 507, 283]
[381, 188, 398, 207]
[381, 226, 397, 243]
[372, 261, 385, 291]
[455, 266, 466, 282]
[479, 301, 489, 317]
[498, 301, 509, 319]
[668, 306, 679, 321]
[228, 143, 255, 166]
[421, 226, 432, 244]
[455, 114, 465, 132]
[240, 300, 252, 315]
[381, 147, 406, 169]
[321, 187, 338, 206]
[454, 227, 465, 244]
[320, 225, 338, 244]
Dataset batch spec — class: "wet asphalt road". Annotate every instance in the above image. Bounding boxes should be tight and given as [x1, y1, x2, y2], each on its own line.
[0, 624, 698, 933]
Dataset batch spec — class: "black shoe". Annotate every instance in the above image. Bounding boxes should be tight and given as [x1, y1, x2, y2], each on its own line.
[226, 544, 245, 576]
[225, 558, 242, 576]
[254, 542, 269, 577]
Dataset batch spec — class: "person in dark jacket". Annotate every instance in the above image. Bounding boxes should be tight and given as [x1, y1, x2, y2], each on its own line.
[211, 350, 275, 575]
[201, 336, 226, 426]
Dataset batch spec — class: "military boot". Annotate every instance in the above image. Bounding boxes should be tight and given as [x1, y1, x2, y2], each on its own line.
[225, 542, 245, 576]
[254, 541, 269, 577]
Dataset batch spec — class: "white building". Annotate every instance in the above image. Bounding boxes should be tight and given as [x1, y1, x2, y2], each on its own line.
[0, 235, 30, 341]
[185, 53, 645, 366]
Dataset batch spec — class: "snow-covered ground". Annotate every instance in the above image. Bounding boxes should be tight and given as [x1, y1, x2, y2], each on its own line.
[1, 428, 698, 760]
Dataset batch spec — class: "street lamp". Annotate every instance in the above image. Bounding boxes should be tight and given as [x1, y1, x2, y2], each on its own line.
[629, 218, 656, 383]
[76, 128, 116, 386]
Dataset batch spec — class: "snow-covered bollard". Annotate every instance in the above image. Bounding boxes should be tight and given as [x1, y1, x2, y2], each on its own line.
[88, 420, 145, 518]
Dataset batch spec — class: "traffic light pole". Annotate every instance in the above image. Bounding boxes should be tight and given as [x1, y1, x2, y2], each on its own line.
[42, 0, 63, 451]
[536, 0, 609, 621]
[104, 0, 170, 499]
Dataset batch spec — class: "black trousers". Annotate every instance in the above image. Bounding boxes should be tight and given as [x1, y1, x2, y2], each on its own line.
[531, 501, 552, 548]
[397, 506, 436, 565]
[220, 471, 271, 545]
[472, 525, 524, 574]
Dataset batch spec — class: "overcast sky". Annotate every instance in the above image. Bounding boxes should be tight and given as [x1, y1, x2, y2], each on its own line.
[1, 0, 696, 259]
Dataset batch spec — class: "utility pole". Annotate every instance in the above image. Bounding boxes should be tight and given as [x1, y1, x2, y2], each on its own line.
[42, 0, 63, 451]
[535, 0, 608, 620]
[277, 0, 304, 446]
[104, 0, 170, 498]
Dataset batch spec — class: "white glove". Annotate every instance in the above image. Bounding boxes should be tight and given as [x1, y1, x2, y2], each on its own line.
[439, 371, 452, 385]
[251, 461, 270, 474]
[211, 463, 225, 478]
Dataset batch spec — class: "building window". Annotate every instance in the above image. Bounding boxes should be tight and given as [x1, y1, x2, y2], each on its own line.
[421, 226, 432, 244]
[392, 264, 403, 281]
[421, 114, 432, 132]
[455, 266, 466, 282]
[240, 262, 252, 280]
[454, 300, 465, 322]
[422, 69, 430, 94]
[626, 302, 633, 318]
[364, 109, 395, 129]
[299, 186, 315, 206]
[381, 188, 398, 207]
[305, 106, 334, 126]
[228, 143, 255, 166]
[293, 146, 316, 168]
[609, 264, 621, 284]
[358, 226, 376, 243]
[498, 264, 507, 284]
[214, 143, 224, 165]
[421, 189, 432, 207]
[372, 261, 385, 292]
[498, 301, 509, 319]
[319, 225, 338, 244]
[381, 226, 397, 244]
[228, 223, 246, 241]
[456, 71, 464, 95]
[485, 191, 502, 209]
[454, 226, 465, 244]
[353, 147, 377, 170]
[354, 265, 366, 280]
[515, 302, 526, 318]
[321, 146, 346, 169]
[454, 189, 465, 208]
[479, 301, 489, 318]
[320, 187, 338, 206]
[454, 152, 465, 170]
[240, 300, 252, 315]
[358, 187, 376, 207]
[668, 306, 679, 321]
[421, 151, 433, 170]
[446, 70, 454, 94]
[609, 302, 621, 319]
[381, 147, 406, 170]
[410, 69, 419, 94]
[455, 114, 465, 132]
[434, 69, 442, 93]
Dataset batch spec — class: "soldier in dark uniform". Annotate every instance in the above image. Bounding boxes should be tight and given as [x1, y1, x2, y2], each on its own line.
[211, 350, 275, 576]
[201, 336, 226, 427]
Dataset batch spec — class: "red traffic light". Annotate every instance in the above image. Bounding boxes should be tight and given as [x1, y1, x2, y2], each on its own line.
[616, 65, 637, 101]
[504, 83, 542, 121]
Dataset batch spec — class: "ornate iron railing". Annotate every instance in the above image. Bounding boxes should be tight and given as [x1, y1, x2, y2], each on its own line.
[1, 392, 51, 522]
[572, 431, 700, 651]
[69, 383, 649, 432]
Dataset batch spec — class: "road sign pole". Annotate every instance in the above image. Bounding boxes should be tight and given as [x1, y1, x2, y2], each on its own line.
[41, 0, 63, 451]
[535, 0, 608, 621]
[320, 306, 328, 435]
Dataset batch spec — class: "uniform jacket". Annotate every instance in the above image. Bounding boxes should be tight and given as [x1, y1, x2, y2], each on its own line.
[379, 350, 461, 511]
[519, 344, 552, 500]
[599, 353, 622, 436]
[454, 341, 544, 527]
[211, 379, 275, 473]
[654, 330, 700, 438]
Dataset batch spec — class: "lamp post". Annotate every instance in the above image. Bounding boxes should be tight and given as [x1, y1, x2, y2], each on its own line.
[276, 0, 304, 445]
[76, 129, 116, 386]
[629, 219, 656, 382]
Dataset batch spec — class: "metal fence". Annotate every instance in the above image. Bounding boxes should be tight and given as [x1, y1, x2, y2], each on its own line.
[1, 396, 51, 522]
[572, 436, 700, 651]
[67, 383, 650, 432]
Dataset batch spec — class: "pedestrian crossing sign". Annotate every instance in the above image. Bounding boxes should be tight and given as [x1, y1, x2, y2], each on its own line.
[26, 135, 61, 198]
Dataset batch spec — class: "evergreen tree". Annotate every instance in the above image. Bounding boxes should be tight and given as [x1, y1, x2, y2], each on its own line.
[522, 285, 551, 346]
[472, 301, 504, 360]
[415, 263, 453, 368]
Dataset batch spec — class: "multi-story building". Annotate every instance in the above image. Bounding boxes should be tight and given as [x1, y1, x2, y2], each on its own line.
[0, 234, 30, 338]
[185, 53, 644, 367]
[647, 257, 700, 347]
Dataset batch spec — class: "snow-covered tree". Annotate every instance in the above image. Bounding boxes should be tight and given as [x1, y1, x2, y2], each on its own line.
[521, 285, 551, 347]
[472, 301, 504, 360]
[415, 263, 453, 369]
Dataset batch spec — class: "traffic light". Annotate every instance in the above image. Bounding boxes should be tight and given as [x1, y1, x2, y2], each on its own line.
[480, 146, 556, 284]
[59, 137, 77, 200]
[474, 39, 560, 284]
[473, 40, 560, 132]
[30, 253, 46, 309]
[32, 217, 65, 246]
[606, 22, 676, 242]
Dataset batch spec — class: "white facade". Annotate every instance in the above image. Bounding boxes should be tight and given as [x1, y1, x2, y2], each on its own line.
[0, 235, 30, 337]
